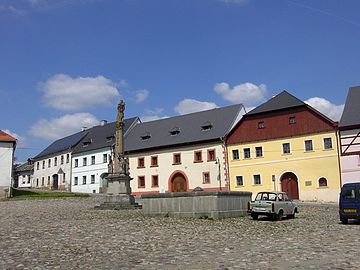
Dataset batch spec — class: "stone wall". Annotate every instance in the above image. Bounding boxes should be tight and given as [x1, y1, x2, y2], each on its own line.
[141, 191, 252, 218]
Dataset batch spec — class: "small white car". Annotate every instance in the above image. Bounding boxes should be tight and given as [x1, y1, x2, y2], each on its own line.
[248, 191, 298, 221]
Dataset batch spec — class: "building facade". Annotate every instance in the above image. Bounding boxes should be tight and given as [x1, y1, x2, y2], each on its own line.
[226, 91, 341, 202]
[339, 86, 360, 185]
[14, 159, 34, 188]
[0, 130, 16, 197]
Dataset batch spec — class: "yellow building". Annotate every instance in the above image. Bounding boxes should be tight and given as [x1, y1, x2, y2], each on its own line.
[226, 91, 341, 202]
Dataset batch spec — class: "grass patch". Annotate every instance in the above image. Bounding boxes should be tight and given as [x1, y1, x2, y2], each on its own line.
[10, 188, 89, 199]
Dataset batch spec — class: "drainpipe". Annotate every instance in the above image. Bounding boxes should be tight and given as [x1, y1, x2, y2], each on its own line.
[221, 136, 230, 192]
[335, 127, 343, 188]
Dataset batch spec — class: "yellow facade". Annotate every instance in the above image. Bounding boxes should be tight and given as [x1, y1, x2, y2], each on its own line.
[227, 131, 341, 202]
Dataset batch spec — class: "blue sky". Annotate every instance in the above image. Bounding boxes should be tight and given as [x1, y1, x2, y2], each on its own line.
[1, 0, 359, 162]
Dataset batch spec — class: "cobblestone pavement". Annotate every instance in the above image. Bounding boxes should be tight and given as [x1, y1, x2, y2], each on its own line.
[0, 197, 359, 270]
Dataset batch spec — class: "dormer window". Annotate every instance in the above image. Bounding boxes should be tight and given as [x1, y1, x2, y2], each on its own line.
[201, 121, 213, 131]
[169, 127, 180, 136]
[106, 135, 115, 142]
[141, 132, 151, 141]
[83, 139, 92, 147]
[289, 116, 296, 124]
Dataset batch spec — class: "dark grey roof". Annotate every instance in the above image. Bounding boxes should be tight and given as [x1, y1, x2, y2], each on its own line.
[14, 162, 34, 173]
[72, 117, 140, 155]
[246, 91, 305, 116]
[339, 86, 360, 128]
[34, 131, 87, 160]
[125, 104, 243, 152]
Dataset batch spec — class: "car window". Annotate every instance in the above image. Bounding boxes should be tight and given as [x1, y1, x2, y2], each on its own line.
[255, 193, 263, 200]
[278, 194, 284, 201]
[343, 188, 356, 199]
[268, 193, 277, 201]
[284, 194, 290, 201]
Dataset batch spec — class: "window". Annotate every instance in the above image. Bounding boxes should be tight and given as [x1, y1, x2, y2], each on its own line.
[74, 177, 78, 185]
[258, 121, 265, 129]
[255, 147, 263, 158]
[47, 176, 50, 185]
[83, 176, 86, 185]
[91, 156, 95, 165]
[66, 154, 70, 163]
[41, 177, 44, 186]
[305, 180, 312, 186]
[74, 159, 79, 168]
[282, 143, 291, 154]
[141, 132, 151, 140]
[37, 162, 39, 170]
[54, 157, 57, 166]
[201, 121, 213, 131]
[253, 174, 261, 185]
[208, 149, 216, 161]
[48, 159, 51, 168]
[152, 175, 159, 187]
[61, 155, 64, 165]
[91, 175, 95, 184]
[244, 148, 251, 159]
[318, 177, 327, 187]
[194, 151, 202, 162]
[151, 156, 158, 167]
[138, 176, 145, 188]
[63, 173, 66, 183]
[42, 160, 45, 169]
[203, 172, 210, 184]
[305, 140, 313, 152]
[36, 178, 39, 187]
[236, 176, 244, 186]
[232, 149, 239, 160]
[173, 153, 181, 165]
[27, 176, 30, 184]
[103, 154, 108, 163]
[169, 127, 180, 136]
[138, 157, 145, 168]
[289, 116, 296, 124]
[324, 138, 333, 149]
[83, 157, 87, 166]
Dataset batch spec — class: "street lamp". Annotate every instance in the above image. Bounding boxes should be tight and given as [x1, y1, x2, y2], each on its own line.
[215, 158, 222, 191]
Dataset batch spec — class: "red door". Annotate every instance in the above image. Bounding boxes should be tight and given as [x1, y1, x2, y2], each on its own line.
[281, 172, 299, 200]
[171, 173, 187, 192]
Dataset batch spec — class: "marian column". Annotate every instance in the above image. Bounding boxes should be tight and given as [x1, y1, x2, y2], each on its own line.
[114, 100, 126, 175]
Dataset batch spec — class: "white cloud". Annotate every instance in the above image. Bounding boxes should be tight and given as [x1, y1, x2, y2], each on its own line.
[220, 0, 249, 5]
[214, 82, 267, 106]
[134, 89, 149, 104]
[39, 74, 120, 111]
[174, 99, 218, 115]
[2, 129, 26, 148]
[305, 97, 344, 121]
[29, 113, 99, 140]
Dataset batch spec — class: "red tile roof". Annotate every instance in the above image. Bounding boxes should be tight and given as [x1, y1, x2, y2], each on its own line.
[0, 130, 17, 142]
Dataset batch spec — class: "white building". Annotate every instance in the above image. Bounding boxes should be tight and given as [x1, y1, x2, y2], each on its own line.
[32, 131, 87, 191]
[71, 118, 140, 193]
[339, 86, 360, 185]
[0, 130, 16, 197]
[70, 105, 245, 196]
[14, 159, 34, 188]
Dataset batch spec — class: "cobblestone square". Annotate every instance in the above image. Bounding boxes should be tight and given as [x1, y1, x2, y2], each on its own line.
[0, 197, 359, 270]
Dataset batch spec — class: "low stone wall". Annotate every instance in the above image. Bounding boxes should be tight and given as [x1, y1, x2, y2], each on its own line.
[0, 186, 10, 199]
[141, 191, 252, 218]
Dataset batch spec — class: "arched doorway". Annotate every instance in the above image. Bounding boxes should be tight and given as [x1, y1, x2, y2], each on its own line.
[52, 174, 59, 190]
[280, 172, 299, 200]
[170, 172, 187, 192]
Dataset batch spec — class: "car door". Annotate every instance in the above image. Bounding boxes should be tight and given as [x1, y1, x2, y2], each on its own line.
[284, 194, 293, 215]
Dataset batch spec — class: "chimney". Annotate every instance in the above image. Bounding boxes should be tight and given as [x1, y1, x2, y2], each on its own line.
[100, 120, 107, 126]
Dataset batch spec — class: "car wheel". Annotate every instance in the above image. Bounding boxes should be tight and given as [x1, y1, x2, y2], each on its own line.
[341, 217, 348, 224]
[251, 213, 258, 220]
[276, 210, 283, 221]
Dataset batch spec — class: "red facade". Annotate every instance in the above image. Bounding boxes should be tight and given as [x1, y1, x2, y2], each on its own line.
[226, 106, 337, 145]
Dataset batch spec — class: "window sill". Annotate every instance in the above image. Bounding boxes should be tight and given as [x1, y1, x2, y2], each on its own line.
[137, 166, 145, 169]
[202, 182, 211, 185]
[138, 186, 146, 189]
[194, 161, 203, 163]
[150, 165, 159, 168]
[172, 163, 181, 165]
[317, 186, 328, 189]
[304, 150, 315, 153]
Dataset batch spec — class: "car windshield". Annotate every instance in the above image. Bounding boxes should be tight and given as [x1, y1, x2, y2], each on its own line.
[255, 192, 277, 201]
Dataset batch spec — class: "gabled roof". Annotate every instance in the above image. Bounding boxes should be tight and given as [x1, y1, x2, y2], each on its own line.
[72, 117, 140, 155]
[339, 86, 360, 128]
[14, 161, 34, 173]
[125, 104, 244, 152]
[246, 91, 305, 116]
[34, 131, 88, 160]
[0, 130, 16, 142]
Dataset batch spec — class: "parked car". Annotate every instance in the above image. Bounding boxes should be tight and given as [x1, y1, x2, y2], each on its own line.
[248, 191, 298, 221]
[339, 182, 360, 224]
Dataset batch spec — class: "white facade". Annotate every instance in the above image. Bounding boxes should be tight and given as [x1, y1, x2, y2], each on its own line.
[18, 174, 32, 188]
[340, 128, 360, 185]
[33, 152, 72, 191]
[71, 149, 111, 194]
[0, 141, 15, 194]
[70, 142, 227, 195]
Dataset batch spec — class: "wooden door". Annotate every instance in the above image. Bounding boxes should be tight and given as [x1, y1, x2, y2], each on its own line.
[171, 174, 187, 192]
[281, 173, 299, 200]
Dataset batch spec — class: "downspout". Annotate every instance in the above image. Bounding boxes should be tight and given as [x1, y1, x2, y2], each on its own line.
[10, 140, 17, 197]
[221, 136, 230, 192]
[335, 126, 343, 188]
[69, 151, 72, 192]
